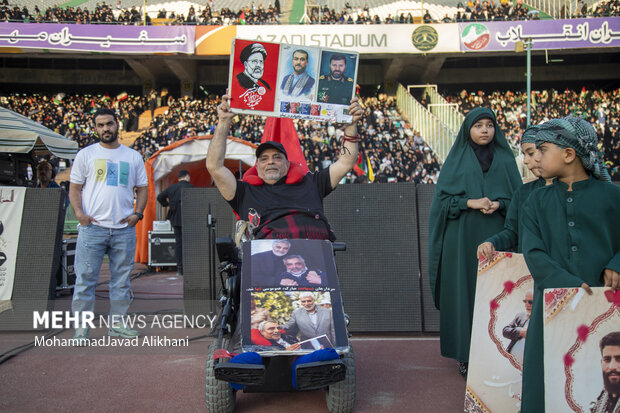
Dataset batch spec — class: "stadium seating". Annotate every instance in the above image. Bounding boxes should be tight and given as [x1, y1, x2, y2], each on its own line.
[2, 0, 616, 24]
[2, 85, 618, 183]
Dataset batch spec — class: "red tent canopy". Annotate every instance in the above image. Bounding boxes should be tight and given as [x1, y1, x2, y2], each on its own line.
[135, 118, 308, 264]
[135, 136, 256, 264]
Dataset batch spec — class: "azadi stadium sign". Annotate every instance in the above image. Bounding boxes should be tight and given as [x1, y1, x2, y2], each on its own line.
[195, 17, 619, 55]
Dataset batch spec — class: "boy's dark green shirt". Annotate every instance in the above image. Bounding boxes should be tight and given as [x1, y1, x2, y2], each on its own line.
[485, 177, 547, 252]
[520, 177, 620, 412]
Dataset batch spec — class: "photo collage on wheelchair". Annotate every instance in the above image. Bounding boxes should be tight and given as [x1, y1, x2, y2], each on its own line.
[240, 239, 349, 354]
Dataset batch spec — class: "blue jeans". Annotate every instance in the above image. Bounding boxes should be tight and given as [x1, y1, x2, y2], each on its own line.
[71, 224, 136, 321]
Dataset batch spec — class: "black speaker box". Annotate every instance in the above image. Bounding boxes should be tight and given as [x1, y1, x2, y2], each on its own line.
[415, 184, 440, 332]
[148, 231, 176, 266]
[182, 188, 235, 318]
[0, 188, 65, 331]
[324, 183, 423, 332]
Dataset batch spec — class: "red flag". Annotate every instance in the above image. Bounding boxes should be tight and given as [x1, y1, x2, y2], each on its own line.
[353, 152, 365, 176]
[262, 117, 310, 173]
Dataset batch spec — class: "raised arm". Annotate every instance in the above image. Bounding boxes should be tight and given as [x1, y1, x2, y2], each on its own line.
[329, 97, 363, 189]
[206, 94, 237, 201]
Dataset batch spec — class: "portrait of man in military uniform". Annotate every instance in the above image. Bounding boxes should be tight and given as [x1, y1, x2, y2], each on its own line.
[317, 52, 356, 105]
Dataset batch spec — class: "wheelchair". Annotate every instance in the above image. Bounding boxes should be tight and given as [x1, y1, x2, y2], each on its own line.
[205, 237, 355, 413]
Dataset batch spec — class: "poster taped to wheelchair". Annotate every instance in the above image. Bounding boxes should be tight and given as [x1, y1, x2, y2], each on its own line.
[241, 239, 350, 356]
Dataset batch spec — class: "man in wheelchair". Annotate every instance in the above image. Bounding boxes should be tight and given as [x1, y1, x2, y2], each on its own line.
[204, 93, 360, 411]
[206, 93, 362, 241]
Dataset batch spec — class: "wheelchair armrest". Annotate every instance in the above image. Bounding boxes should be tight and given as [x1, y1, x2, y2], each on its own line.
[216, 237, 240, 263]
[332, 242, 346, 252]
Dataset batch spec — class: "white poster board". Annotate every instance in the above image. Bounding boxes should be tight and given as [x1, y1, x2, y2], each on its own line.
[228, 38, 358, 123]
[544, 287, 620, 413]
[0, 186, 26, 310]
[465, 252, 534, 412]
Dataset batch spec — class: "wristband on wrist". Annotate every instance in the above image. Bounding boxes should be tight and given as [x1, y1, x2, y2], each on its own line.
[134, 212, 144, 220]
[342, 133, 361, 143]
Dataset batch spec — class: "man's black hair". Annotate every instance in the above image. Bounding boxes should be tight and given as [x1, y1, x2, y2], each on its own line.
[330, 54, 347, 63]
[93, 108, 118, 122]
[178, 169, 190, 179]
[293, 49, 309, 58]
[600, 331, 620, 354]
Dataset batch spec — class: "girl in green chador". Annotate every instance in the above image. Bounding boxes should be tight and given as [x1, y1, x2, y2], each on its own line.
[520, 117, 620, 412]
[428, 107, 521, 377]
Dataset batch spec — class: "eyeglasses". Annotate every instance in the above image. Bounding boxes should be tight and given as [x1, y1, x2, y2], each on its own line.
[523, 300, 533, 304]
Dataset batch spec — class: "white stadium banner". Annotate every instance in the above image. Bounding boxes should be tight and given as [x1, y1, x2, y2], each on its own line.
[236, 24, 460, 54]
[0, 186, 26, 307]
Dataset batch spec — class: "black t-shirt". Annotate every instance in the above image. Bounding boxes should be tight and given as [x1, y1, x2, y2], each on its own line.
[227, 169, 336, 240]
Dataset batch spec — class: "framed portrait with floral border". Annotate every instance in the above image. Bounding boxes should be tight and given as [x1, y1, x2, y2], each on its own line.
[465, 252, 534, 413]
[543, 287, 620, 413]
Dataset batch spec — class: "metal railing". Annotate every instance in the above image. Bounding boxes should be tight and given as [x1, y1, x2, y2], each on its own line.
[422, 84, 465, 136]
[405, 85, 463, 138]
[396, 83, 456, 164]
[427, 103, 462, 133]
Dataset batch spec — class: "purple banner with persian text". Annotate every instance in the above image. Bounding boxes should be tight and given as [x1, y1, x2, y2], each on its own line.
[0, 23, 194, 54]
[459, 17, 620, 52]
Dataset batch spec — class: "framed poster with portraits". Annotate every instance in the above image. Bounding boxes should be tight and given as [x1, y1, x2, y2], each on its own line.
[239, 239, 349, 356]
[543, 287, 620, 413]
[228, 38, 358, 123]
[465, 252, 534, 413]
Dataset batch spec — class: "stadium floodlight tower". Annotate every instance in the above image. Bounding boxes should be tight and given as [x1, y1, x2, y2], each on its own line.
[515, 38, 533, 127]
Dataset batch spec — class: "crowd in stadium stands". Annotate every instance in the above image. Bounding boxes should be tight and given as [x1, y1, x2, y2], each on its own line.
[1, 87, 618, 182]
[308, 2, 534, 24]
[311, 0, 619, 24]
[195, 3, 280, 25]
[1, 0, 618, 24]
[0, 91, 440, 183]
[0, 1, 280, 25]
[130, 94, 442, 183]
[590, 0, 620, 17]
[0, 92, 147, 149]
[440, 88, 620, 180]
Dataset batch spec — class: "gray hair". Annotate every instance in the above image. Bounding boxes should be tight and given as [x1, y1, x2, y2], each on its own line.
[299, 292, 314, 300]
[273, 240, 291, 247]
[258, 320, 276, 332]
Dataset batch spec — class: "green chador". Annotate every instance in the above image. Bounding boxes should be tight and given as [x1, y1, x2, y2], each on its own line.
[521, 177, 620, 412]
[428, 107, 521, 362]
[485, 177, 546, 252]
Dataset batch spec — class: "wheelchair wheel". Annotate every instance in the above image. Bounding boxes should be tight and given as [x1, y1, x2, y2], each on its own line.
[325, 344, 356, 413]
[205, 337, 235, 413]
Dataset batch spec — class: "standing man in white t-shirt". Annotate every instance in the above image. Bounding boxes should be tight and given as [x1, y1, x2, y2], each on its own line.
[69, 108, 148, 344]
